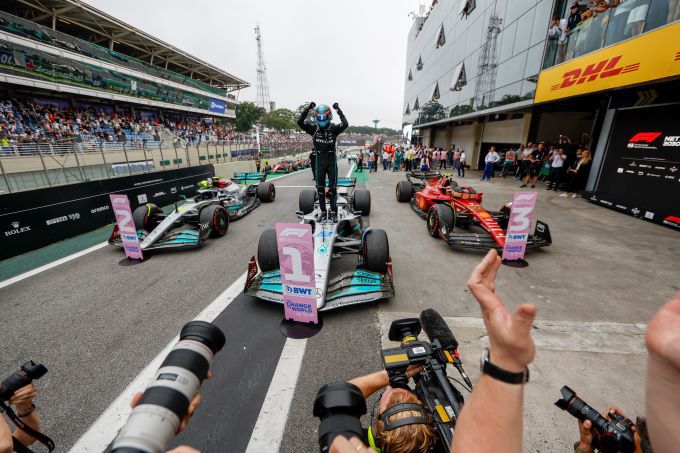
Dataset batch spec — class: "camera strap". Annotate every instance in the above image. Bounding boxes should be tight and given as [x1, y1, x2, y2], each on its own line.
[0, 401, 55, 452]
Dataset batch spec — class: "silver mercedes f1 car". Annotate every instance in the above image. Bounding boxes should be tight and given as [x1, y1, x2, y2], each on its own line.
[109, 173, 275, 252]
[244, 177, 395, 311]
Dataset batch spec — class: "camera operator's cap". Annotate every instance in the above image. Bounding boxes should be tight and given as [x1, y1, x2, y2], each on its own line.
[380, 402, 432, 431]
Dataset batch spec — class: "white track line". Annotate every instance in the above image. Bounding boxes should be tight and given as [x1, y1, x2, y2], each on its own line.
[0, 242, 109, 290]
[70, 272, 247, 453]
[0, 168, 307, 289]
[245, 338, 308, 453]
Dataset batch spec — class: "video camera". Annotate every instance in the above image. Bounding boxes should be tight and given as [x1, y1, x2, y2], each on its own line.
[380, 309, 470, 452]
[313, 309, 471, 453]
[555, 386, 635, 453]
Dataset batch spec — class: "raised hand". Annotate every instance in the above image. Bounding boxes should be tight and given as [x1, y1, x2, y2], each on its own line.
[466, 249, 536, 372]
[646, 293, 680, 371]
[332, 103, 340, 110]
[309, 101, 316, 109]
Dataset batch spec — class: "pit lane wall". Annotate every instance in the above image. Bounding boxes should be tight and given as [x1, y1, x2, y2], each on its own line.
[0, 165, 214, 260]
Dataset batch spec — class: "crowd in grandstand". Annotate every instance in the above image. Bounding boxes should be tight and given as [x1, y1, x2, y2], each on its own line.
[0, 97, 312, 156]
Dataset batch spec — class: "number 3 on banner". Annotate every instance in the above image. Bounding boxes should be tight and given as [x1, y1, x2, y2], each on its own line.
[282, 246, 310, 283]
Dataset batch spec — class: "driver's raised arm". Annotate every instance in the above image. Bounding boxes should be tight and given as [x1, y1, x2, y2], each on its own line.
[333, 103, 348, 135]
[297, 102, 316, 135]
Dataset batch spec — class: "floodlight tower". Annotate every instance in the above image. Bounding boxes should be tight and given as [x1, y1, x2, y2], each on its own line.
[255, 24, 272, 112]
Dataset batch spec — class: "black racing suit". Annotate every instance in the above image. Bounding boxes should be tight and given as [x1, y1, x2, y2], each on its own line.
[297, 106, 348, 214]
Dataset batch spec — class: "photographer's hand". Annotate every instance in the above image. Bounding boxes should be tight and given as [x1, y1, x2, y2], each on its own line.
[330, 435, 371, 453]
[131, 369, 212, 435]
[452, 250, 536, 453]
[9, 383, 36, 414]
[576, 420, 594, 453]
[466, 249, 536, 372]
[645, 293, 680, 453]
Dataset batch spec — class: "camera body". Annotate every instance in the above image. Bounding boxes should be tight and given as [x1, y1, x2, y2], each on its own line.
[380, 317, 464, 453]
[0, 361, 48, 401]
[555, 386, 635, 453]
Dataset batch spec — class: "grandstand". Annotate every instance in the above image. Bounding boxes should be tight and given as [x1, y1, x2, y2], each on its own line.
[0, 0, 247, 118]
[0, 0, 257, 193]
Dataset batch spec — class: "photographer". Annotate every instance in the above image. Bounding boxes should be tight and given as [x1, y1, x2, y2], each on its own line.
[0, 383, 42, 452]
[573, 407, 652, 453]
[346, 366, 435, 453]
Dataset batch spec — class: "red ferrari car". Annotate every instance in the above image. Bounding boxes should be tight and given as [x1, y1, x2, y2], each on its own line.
[271, 160, 298, 173]
[396, 171, 551, 251]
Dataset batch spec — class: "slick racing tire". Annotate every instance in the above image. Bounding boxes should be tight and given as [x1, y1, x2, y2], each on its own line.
[396, 181, 414, 202]
[133, 203, 161, 232]
[363, 229, 389, 274]
[257, 181, 276, 202]
[427, 204, 454, 238]
[299, 189, 316, 214]
[354, 189, 371, 216]
[200, 204, 229, 237]
[257, 229, 279, 272]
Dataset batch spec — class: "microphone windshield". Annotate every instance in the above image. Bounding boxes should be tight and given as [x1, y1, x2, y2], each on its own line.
[420, 308, 458, 349]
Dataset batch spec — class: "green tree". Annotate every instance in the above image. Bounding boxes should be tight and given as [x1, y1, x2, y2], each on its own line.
[264, 108, 297, 130]
[415, 101, 445, 125]
[235, 102, 265, 132]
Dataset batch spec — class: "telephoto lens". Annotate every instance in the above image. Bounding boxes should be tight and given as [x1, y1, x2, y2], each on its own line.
[0, 361, 48, 401]
[555, 385, 609, 432]
[110, 321, 226, 453]
[314, 383, 367, 453]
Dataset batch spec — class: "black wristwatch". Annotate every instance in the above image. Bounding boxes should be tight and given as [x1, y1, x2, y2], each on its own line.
[480, 348, 529, 384]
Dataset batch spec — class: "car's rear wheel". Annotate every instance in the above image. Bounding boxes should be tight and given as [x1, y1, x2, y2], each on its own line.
[257, 229, 279, 271]
[299, 189, 316, 214]
[396, 181, 413, 202]
[363, 229, 389, 274]
[257, 181, 276, 202]
[427, 204, 454, 238]
[200, 204, 229, 237]
[354, 189, 371, 216]
[132, 203, 161, 231]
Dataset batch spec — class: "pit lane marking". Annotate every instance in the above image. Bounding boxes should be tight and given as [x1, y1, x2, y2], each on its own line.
[71, 272, 248, 452]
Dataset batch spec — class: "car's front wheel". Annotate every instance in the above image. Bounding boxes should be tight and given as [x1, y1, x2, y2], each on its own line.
[257, 229, 279, 271]
[200, 204, 229, 237]
[363, 229, 389, 274]
[427, 204, 454, 238]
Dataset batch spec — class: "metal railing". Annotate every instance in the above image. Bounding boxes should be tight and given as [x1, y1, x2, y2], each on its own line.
[543, 1, 680, 68]
[0, 139, 311, 194]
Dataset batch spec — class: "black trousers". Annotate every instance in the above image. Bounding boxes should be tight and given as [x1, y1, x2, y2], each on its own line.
[315, 153, 338, 213]
[310, 153, 316, 180]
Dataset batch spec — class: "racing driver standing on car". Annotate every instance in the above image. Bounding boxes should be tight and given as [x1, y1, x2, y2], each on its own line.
[297, 101, 348, 222]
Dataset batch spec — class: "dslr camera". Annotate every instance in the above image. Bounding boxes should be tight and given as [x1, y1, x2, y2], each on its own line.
[0, 361, 48, 402]
[555, 386, 635, 453]
[314, 309, 470, 453]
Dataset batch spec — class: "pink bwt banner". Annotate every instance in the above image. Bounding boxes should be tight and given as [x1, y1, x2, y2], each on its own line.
[501, 191, 538, 262]
[275, 223, 318, 324]
[110, 194, 144, 261]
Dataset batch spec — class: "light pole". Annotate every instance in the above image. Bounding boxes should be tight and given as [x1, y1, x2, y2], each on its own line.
[372, 119, 380, 133]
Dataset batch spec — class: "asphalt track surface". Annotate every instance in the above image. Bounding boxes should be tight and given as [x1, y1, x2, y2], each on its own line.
[2, 160, 680, 452]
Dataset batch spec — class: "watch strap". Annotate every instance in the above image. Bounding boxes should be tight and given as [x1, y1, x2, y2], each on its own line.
[481, 348, 529, 384]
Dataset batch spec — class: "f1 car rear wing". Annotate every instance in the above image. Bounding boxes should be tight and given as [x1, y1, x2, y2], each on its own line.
[406, 170, 442, 183]
[233, 172, 267, 183]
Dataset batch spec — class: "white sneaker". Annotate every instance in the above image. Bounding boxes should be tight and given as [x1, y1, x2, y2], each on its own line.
[559, 193, 567, 197]
[571, 194, 577, 198]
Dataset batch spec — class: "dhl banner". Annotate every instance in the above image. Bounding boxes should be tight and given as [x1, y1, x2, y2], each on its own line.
[535, 22, 680, 103]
